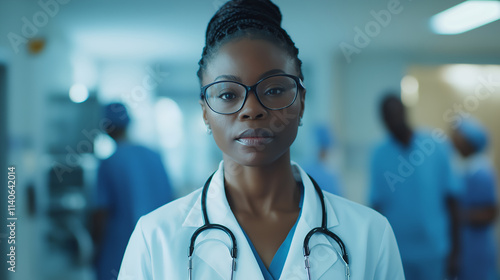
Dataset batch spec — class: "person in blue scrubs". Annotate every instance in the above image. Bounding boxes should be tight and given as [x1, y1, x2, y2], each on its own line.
[91, 103, 174, 280]
[451, 118, 498, 280]
[303, 124, 342, 196]
[369, 95, 462, 280]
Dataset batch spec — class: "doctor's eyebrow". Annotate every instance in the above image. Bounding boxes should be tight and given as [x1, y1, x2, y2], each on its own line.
[213, 69, 286, 83]
[214, 74, 241, 82]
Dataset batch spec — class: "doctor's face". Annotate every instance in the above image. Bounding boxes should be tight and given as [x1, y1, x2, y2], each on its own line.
[200, 38, 305, 166]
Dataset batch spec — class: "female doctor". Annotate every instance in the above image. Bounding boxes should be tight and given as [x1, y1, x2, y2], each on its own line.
[118, 0, 404, 279]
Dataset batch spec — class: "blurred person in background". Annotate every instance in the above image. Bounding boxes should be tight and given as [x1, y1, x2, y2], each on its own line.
[90, 102, 174, 280]
[303, 124, 342, 196]
[369, 94, 462, 280]
[451, 118, 498, 280]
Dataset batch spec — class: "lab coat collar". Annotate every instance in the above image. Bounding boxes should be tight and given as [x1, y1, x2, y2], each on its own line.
[293, 162, 339, 229]
[182, 161, 342, 280]
[182, 161, 264, 280]
[280, 163, 341, 279]
[182, 161, 230, 228]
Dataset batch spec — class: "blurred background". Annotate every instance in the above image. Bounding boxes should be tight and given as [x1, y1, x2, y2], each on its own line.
[1, 0, 499, 279]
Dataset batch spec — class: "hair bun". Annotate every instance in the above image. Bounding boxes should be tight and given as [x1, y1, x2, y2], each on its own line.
[206, 0, 283, 46]
[198, 0, 303, 81]
[220, 0, 282, 26]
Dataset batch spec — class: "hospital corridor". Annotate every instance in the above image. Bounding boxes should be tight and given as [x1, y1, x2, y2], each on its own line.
[1, 0, 500, 279]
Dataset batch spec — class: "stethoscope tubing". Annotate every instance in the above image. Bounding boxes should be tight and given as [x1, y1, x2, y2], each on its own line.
[304, 176, 349, 264]
[188, 170, 350, 280]
[304, 176, 350, 280]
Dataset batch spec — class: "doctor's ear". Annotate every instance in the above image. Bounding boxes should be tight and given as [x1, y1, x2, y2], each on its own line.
[199, 100, 211, 129]
[199, 100, 208, 122]
[199, 100, 212, 135]
[299, 89, 306, 119]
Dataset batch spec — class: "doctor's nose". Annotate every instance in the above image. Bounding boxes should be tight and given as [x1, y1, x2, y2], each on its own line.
[238, 91, 268, 120]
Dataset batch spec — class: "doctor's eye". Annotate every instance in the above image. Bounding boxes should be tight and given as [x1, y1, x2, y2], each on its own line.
[263, 86, 286, 97]
[217, 91, 239, 101]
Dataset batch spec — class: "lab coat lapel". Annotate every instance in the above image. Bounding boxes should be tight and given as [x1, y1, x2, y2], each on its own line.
[182, 162, 265, 280]
[280, 163, 341, 280]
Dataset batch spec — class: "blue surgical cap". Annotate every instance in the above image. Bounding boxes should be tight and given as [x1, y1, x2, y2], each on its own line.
[103, 102, 130, 129]
[314, 124, 334, 149]
[457, 118, 488, 152]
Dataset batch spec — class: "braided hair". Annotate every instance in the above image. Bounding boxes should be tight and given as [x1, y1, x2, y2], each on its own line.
[197, 0, 303, 82]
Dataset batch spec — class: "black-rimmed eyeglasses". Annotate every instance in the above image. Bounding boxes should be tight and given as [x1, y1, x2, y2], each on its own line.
[200, 74, 305, 115]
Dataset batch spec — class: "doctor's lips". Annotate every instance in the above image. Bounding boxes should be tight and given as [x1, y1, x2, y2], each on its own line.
[235, 128, 274, 146]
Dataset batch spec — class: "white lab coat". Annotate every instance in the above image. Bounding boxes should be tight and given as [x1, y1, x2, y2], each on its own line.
[118, 161, 404, 280]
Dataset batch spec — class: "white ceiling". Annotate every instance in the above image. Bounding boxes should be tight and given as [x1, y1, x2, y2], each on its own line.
[44, 0, 500, 62]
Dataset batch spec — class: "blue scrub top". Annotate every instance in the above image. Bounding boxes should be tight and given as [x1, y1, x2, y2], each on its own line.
[369, 131, 462, 261]
[459, 154, 498, 280]
[240, 183, 304, 280]
[94, 142, 174, 280]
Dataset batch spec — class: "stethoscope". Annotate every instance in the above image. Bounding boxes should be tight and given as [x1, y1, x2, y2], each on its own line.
[188, 172, 350, 280]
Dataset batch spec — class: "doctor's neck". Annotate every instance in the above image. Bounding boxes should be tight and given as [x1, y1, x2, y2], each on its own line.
[222, 152, 300, 216]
